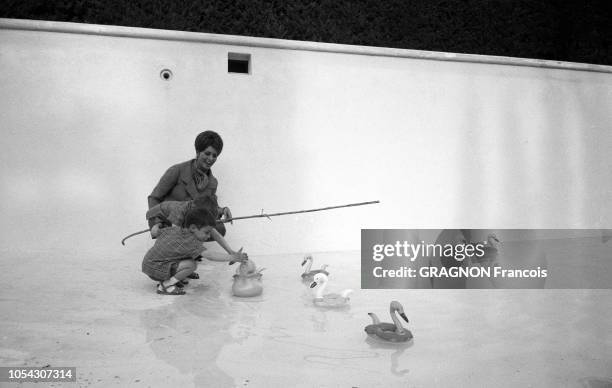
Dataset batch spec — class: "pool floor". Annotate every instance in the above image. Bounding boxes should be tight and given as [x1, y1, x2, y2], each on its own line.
[0, 249, 611, 387]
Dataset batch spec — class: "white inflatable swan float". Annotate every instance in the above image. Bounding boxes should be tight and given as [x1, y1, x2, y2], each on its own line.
[309, 273, 352, 307]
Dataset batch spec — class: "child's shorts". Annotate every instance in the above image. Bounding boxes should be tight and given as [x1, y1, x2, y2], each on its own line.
[143, 261, 180, 282]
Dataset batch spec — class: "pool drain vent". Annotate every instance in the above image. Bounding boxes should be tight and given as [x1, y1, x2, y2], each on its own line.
[228, 53, 251, 74]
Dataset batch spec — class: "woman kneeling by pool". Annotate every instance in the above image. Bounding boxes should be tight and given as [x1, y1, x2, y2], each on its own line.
[148, 130, 233, 238]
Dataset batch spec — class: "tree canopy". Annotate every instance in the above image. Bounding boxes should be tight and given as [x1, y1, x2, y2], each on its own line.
[2, 0, 610, 65]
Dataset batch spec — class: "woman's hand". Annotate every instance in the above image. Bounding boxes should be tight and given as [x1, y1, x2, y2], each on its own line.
[150, 224, 162, 238]
[221, 206, 233, 224]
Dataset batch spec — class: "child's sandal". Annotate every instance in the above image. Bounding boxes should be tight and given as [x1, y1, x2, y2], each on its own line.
[187, 273, 200, 279]
[157, 283, 185, 295]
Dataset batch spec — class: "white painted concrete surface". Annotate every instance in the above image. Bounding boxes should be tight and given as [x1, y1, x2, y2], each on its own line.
[1, 19, 612, 255]
[1, 19, 611, 387]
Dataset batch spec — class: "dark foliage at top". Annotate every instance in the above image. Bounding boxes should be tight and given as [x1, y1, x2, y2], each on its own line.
[2, 0, 611, 66]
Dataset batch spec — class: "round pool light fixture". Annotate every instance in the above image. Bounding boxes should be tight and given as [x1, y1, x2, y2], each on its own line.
[160, 69, 173, 81]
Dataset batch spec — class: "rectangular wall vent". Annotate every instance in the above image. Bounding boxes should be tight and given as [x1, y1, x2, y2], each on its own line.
[228, 52, 251, 74]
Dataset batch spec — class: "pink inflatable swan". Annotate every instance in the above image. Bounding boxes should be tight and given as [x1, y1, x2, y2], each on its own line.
[301, 254, 330, 282]
[364, 301, 412, 342]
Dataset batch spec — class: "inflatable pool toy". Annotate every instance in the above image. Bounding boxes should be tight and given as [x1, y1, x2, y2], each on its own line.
[232, 259, 265, 297]
[301, 254, 329, 281]
[365, 301, 412, 342]
[309, 273, 352, 307]
[301, 254, 330, 281]
[483, 234, 500, 254]
[232, 260, 264, 297]
[483, 233, 501, 266]
[470, 233, 500, 267]
[364, 301, 412, 342]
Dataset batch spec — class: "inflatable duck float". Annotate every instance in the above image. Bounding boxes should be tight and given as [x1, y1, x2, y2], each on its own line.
[364, 301, 412, 343]
[309, 273, 352, 308]
[301, 254, 330, 282]
[231, 259, 265, 297]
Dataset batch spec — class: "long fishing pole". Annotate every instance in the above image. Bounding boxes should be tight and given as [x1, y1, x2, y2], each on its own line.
[223, 200, 379, 222]
[121, 229, 150, 245]
[121, 200, 379, 245]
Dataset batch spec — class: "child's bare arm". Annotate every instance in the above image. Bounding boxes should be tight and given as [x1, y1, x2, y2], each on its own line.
[201, 247, 248, 262]
[211, 228, 243, 255]
[200, 251, 232, 261]
[210, 228, 232, 253]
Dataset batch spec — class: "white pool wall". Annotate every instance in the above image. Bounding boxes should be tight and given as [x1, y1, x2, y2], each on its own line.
[1, 19, 611, 256]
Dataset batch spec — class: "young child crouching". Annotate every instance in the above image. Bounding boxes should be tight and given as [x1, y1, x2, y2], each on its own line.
[146, 195, 245, 279]
[142, 207, 246, 295]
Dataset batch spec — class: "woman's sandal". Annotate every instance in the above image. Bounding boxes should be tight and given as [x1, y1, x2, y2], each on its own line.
[187, 273, 200, 279]
[157, 282, 186, 295]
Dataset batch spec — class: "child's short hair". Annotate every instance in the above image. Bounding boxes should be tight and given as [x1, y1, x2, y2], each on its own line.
[192, 195, 219, 219]
[184, 207, 217, 228]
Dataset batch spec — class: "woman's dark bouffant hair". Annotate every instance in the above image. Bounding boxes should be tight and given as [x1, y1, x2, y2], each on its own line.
[194, 130, 223, 154]
[184, 207, 217, 228]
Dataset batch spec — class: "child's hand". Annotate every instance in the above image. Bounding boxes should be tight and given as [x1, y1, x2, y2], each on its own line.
[229, 247, 248, 264]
